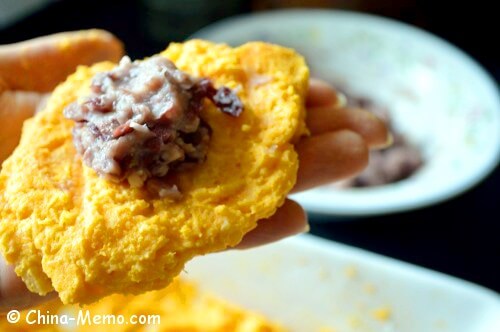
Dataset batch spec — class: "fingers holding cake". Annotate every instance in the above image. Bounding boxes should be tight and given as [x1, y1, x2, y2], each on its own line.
[236, 199, 307, 250]
[0, 30, 124, 165]
[306, 78, 390, 148]
[0, 29, 124, 92]
[293, 130, 369, 193]
[291, 78, 391, 193]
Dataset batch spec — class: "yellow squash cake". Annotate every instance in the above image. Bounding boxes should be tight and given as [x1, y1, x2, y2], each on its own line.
[0, 40, 309, 304]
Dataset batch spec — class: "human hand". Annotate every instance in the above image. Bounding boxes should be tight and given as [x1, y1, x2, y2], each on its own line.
[0, 30, 123, 312]
[0, 35, 388, 310]
[236, 78, 390, 248]
[0, 29, 123, 163]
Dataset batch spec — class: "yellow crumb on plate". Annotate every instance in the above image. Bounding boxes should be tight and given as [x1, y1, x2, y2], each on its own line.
[363, 283, 377, 294]
[344, 265, 359, 279]
[0, 278, 286, 332]
[318, 327, 337, 332]
[371, 306, 392, 321]
[348, 315, 363, 328]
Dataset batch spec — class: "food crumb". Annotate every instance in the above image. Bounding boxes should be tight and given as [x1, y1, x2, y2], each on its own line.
[317, 267, 330, 281]
[348, 315, 363, 328]
[363, 283, 377, 294]
[318, 327, 337, 332]
[58, 38, 71, 50]
[241, 124, 251, 132]
[434, 319, 448, 329]
[249, 74, 272, 87]
[344, 265, 358, 279]
[372, 306, 392, 321]
[267, 144, 278, 154]
[297, 256, 309, 267]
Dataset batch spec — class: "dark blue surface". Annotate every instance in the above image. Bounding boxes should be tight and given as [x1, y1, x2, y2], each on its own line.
[1, 0, 498, 292]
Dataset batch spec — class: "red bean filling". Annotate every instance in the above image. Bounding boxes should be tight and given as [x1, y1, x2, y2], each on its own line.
[64, 56, 242, 197]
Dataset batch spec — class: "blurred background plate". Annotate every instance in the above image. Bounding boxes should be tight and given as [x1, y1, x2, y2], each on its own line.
[192, 9, 500, 216]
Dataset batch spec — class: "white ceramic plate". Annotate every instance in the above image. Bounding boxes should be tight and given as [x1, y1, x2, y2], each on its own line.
[183, 235, 500, 331]
[192, 9, 500, 216]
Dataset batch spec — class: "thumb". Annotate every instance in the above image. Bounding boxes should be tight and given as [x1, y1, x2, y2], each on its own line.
[0, 29, 124, 92]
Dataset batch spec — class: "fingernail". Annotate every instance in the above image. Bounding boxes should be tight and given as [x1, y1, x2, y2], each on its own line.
[381, 132, 394, 148]
[334, 92, 347, 108]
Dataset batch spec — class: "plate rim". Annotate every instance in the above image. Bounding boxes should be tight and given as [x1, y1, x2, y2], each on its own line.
[192, 9, 500, 216]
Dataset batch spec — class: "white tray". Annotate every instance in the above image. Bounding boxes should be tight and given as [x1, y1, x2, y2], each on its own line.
[183, 234, 500, 331]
